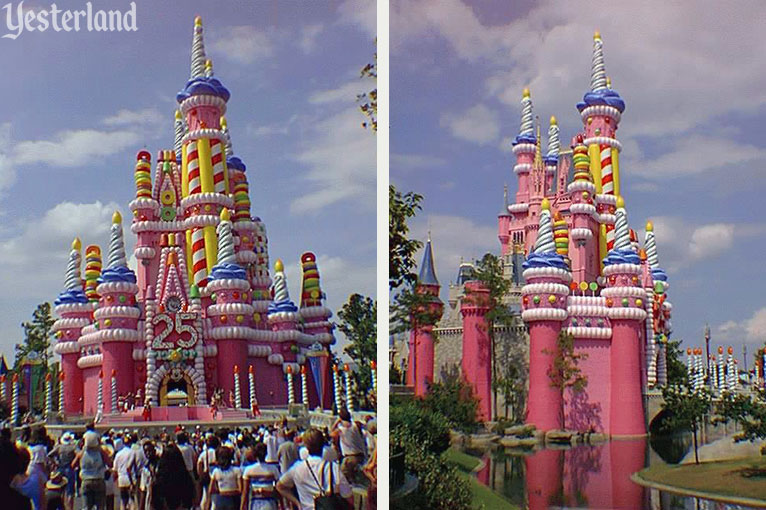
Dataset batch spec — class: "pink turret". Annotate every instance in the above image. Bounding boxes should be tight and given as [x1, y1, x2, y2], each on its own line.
[52, 238, 91, 415]
[460, 280, 492, 420]
[266, 259, 300, 404]
[544, 116, 560, 196]
[567, 136, 599, 282]
[603, 197, 647, 436]
[407, 238, 443, 397]
[298, 252, 335, 409]
[521, 198, 571, 431]
[512, 88, 535, 204]
[130, 150, 161, 302]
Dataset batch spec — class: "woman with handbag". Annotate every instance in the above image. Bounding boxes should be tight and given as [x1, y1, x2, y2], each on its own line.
[240, 443, 280, 510]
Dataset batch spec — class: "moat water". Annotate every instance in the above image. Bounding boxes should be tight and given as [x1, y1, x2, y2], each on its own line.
[461, 432, 761, 509]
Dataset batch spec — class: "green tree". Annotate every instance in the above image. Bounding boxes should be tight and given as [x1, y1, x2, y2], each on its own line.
[389, 185, 423, 291]
[664, 337, 688, 386]
[14, 302, 56, 372]
[421, 376, 479, 433]
[472, 253, 515, 420]
[356, 39, 377, 132]
[661, 384, 712, 464]
[544, 330, 588, 427]
[717, 389, 766, 445]
[337, 293, 376, 408]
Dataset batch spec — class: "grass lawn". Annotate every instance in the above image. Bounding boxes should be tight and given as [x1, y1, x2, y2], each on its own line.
[637, 457, 766, 503]
[444, 448, 520, 510]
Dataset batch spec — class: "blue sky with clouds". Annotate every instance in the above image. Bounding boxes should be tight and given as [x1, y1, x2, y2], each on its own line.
[0, 0, 376, 361]
[391, 0, 766, 364]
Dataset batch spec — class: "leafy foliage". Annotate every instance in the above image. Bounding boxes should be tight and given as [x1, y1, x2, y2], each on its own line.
[391, 401, 472, 510]
[472, 253, 515, 420]
[14, 302, 55, 372]
[356, 39, 377, 132]
[389, 286, 442, 337]
[421, 376, 479, 433]
[717, 389, 766, 444]
[660, 384, 712, 463]
[545, 331, 588, 393]
[389, 185, 423, 291]
[665, 338, 689, 386]
[337, 294, 376, 409]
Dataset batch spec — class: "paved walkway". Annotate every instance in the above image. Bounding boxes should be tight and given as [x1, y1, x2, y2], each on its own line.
[681, 435, 766, 464]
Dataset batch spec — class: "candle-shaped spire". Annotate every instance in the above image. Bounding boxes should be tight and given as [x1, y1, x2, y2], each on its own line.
[204, 58, 214, 78]
[545, 115, 560, 165]
[174, 110, 185, 161]
[190, 16, 206, 79]
[64, 238, 82, 290]
[612, 196, 631, 251]
[272, 259, 290, 303]
[518, 87, 534, 140]
[644, 221, 658, 268]
[590, 31, 607, 91]
[533, 198, 556, 254]
[216, 209, 235, 265]
[221, 116, 233, 156]
[107, 211, 127, 269]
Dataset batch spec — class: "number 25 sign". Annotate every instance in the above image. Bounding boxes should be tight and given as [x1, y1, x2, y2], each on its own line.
[152, 313, 198, 349]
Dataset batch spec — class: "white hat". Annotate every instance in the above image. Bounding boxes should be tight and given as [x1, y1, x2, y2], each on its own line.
[60, 432, 74, 445]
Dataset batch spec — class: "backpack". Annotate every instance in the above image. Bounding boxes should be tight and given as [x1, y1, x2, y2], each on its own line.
[305, 460, 350, 510]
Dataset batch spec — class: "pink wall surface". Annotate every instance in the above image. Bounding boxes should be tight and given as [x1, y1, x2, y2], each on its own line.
[461, 282, 492, 420]
[61, 353, 83, 415]
[527, 320, 564, 431]
[610, 321, 646, 436]
[566, 339, 610, 433]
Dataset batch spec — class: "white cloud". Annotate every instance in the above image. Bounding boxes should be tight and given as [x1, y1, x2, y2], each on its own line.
[440, 104, 500, 145]
[0, 123, 15, 192]
[11, 108, 166, 169]
[290, 82, 376, 214]
[410, 214, 498, 287]
[299, 24, 324, 53]
[14, 129, 142, 167]
[337, 0, 376, 37]
[391, 153, 446, 171]
[688, 223, 735, 261]
[0, 201, 128, 357]
[209, 26, 274, 65]
[715, 307, 766, 349]
[393, 0, 766, 142]
[309, 81, 369, 105]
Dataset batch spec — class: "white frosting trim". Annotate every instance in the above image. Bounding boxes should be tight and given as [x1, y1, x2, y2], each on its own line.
[601, 287, 646, 298]
[94, 306, 141, 319]
[598, 213, 616, 224]
[607, 308, 647, 321]
[134, 246, 156, 259]
[129, 198, 160, 212]
[283, 362, 300, 375]
[78, 328, 142, 345]
[97, 281, 139, 294]
[522, 267, 572, 282]
[269, 311, 299, 323]
[594, 194, 618, 205]
[252, 277, 272, 288]
[583, 137, 622, 152]
[512, 143, 536, 155]
[132, 349, 146, 361]
[567, 180, 597, 193]
[181, 192, 234, 212]
[508, 203, 530, 214]
[567, 296, 605, 306]
[569, 203, 596, 215]
[521, 282, 570, 296]
[248, 344, 272, 357]
[131, 220, 187, 233]
[207, 303, 255, 315]
[602, 264, 642, 276]
[52, 317, 91, 331]
[236, 251, 257, 264]
[580, 105, 622, 124]
[53, 341, 79, 354]
[513, 163, 532, 174]
[55, 302, 95, 316]
[77, 353, 103, 369]
[252, 302, 270, 313]
[522, 308, 568, 322]
[184, 214, 222, 229]
[566, 326, 612, 339]
[268, 353, 284, 365]
[206, 278, 250, 292]
[233, 221, 258, 232]
[570, 228, 593, 240]
[566, 305, 608, 317]
[179, 94, 227, 115]
[300, 306, 332, 319]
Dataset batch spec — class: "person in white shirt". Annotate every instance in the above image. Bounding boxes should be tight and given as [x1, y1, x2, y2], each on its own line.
[138, 441, 158, 510]
[277, 428, 353, 510]
[264, 428, 279, 466]
[277, 429, 299, 475]
[330, 408, 367, 484]
[113, 437, 136, 510]
[206, 446, 242, 510]
[197, 435, 219, 510]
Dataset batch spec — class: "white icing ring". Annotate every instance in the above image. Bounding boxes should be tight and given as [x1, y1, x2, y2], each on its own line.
[566, 326, 612, 339]
[94, 306, 141, 319]
[77, 353, 103, 369]
[607, 308, 647, 321]
[508, 203, 530, 214]
[570, 228, 593, 240]
[206, 278, 250, 292]
[601, 287, 646, 298]
[179, 94, 227, 115]
[522, 267, 572, 282]
[522, 308, 568, 322]
[579, 105, 622, 125]
[583, 136, 622, 152]
[512, 143, 535, 155]
[521, 282, 570, 296]
[569, 203, 596, 215]
[513, 163, 532, 174]
[248, 344, 272, 357]
[602, 264, 642, 276]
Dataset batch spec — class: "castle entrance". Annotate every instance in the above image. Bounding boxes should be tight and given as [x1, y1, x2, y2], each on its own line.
[159, 371, 196, 406]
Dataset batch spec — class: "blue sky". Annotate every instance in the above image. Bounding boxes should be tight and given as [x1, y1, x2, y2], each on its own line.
[391, 0, 766, 365]
[0, 0, 376, 361]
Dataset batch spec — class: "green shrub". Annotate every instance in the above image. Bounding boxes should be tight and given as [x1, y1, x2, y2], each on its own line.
[422, 377, 479, 433]
[391, 401, 451, 455]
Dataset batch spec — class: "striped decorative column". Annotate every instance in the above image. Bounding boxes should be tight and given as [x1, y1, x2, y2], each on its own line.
[370, 360, 377, 396]
[110, 370, 118, 414]
[344, 364, 354, 414]
[97, 371, 104, 413]
[211, 139, 227, 194]
[301, 365, 308, 405]
[718, 348, 726, 391]
[248, 365, 256, 412]
[286, 366, 295, 406]
[11, 374, 19, 426]
[58, 371, 65, 415]
[0, 374, 6, 404]
[332, 365, 343, 414]
[45, 373, 53, 419]
[233, 365, 242, 409]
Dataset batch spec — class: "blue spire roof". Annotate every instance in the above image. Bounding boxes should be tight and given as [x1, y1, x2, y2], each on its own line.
[418, 238, 439, 286]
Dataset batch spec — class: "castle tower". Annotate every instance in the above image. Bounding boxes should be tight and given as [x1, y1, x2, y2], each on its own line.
[461, 280, 492, 421]
[266, 259, 300, 404]
[544, 116, 560, 195]
[577, 32, 625, 263]
[497, 185, 511, 257]
[645, 220, 671, 387]
[603, 197, 647, 436]
[87, 212, 140, 413]
[130, 150, 160, 301]
[52, 238, 91, 415]
[178, 17, 234, 289]
[521, 198, 570, 431]
[512, 88, 536, 205]
[568, 136, 599, 282]
[207, 209, 253, 403]
[299, 252, 335, 409]
[407, 237, 443, 396]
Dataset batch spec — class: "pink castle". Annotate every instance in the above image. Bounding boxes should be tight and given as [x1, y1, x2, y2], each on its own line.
[51, 17, 336, 419]
[411, 32, 674, 436]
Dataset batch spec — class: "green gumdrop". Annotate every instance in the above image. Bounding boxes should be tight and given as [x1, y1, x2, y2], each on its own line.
[533, 295, 541, 304]
[654, 281, 664, 294]
[622, 298, 629, 307]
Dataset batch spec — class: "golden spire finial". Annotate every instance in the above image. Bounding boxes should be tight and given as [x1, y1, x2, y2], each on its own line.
[72, 237, 82, 251]
[550, 115, 557, 126]
[606, 76, 612, 88]
[594, 30, 601, 40]
[534, 117, 543, 167]
[522, 87, 530, 98]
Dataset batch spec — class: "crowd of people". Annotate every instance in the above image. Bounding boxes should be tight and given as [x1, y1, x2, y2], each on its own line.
[0, 410, 376, 510]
